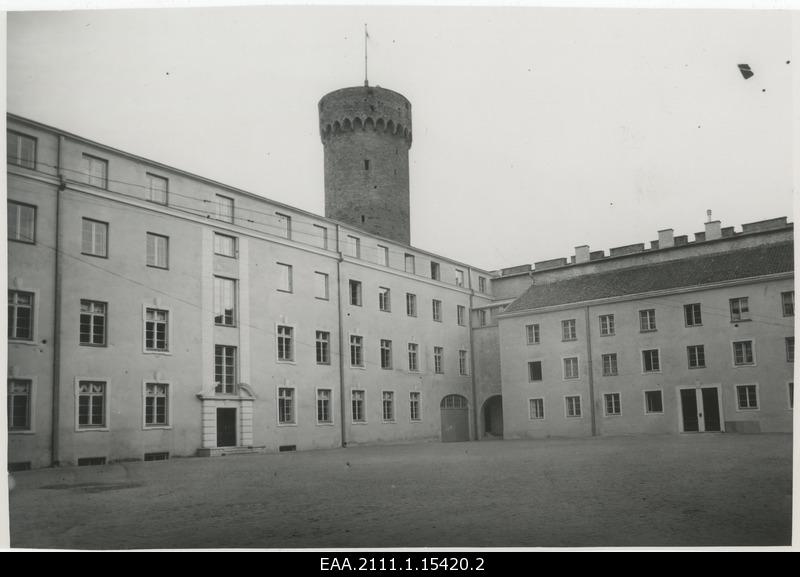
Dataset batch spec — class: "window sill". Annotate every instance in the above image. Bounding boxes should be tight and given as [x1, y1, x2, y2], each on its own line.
[277, 289, 293, 294]
[644, 412, 665, 416]
[599, 333, 615, 337]
[9, 339, 39, 347]
[316, 422, 335, 427]
[315, 297, 330, 301]
[76, 427, 109, 433]
[351, 421, 368, 425]
[214, 323, 238, 328]
[276, 359, 297, 365]
[8, 238, 36, 245]
[642, 371, 662, 375]
[639, 329, 657, 334]
[277, 422, 298, 427]
[685, 324, 703, 328]
[601, 374, 618, 378]
[81, 252, 109, 259]
[143, 425, 172, 431]
[562, 338, 577, 343]
[8, 430, 35, 435]
[146, 265, 169, 271]
[144, 350, 172, 356]
[733, 363, 757, 368]
[731, 318, 752, 323]
[688, 365, 706, 370]
[214, 253, 237, 259]
[735, 407, 760, 413]
[80, 343, 108, 348]
[350, 365, 366, 370]
[381, 420, 396, 425]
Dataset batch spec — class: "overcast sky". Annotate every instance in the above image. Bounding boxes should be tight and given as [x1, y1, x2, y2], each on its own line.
[6, 6, 795, 270]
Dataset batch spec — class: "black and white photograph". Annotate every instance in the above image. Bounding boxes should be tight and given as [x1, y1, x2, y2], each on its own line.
[2, 1, 797, 552]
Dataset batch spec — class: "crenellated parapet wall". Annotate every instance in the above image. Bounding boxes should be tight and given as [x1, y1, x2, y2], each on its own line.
[319, 86, 412, 147]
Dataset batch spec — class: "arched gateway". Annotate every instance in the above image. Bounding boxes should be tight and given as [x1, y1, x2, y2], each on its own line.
[440, 394, 470, 442]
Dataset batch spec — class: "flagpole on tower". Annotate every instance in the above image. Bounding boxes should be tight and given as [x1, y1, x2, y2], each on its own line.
[364, 23, 369, 87]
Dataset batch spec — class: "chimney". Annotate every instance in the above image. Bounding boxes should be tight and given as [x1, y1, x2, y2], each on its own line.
[658, 228, 674, 249]
[575, 245, 590, 264]
[705, 220, 722, 241]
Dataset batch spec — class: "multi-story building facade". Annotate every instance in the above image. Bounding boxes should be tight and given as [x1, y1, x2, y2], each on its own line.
[497, 219, 794, 438]
[6, 83, 794, 471]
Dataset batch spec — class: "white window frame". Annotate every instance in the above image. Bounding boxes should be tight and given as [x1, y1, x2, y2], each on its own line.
[316, 330, 331, 365]
[79, 299, 107, 347]
[349, 334, 365, 368]
[562, 356, 580, 380]
[732, 339, 756, 367]
[641, 348, 662, 374]
[455, 269, 465, 287]
[313, 224, 329, 250]
[379, 287, 391, 312]
[277, 263, 293, 293]
[146, 232, 169, 269]
[146, 173, 168, 205]
[457, 305, 466, 327]
[431, 261, 441, 281]
[277, 386, 297, 426]
[639, 309, 657, 332]
[83, 153, 108, 189]
[381, 390, 395, 423]
[314, 271, 330, 301]
[276, 212, 292, 240]
[351, 389, 367, 424]
[405, 254, 416, 274]
[408, 342, 419, 372]
[276, 324, 296, 363]
[643, 390, 664, 415]
[603, 392, 622, 417]
[377, 244, 389, 266]
[786, 337, 794, 363]
[7, 377, 36, 434]
[74, 378, 110, 432]
[346, 235, 361, 259]
[349, 279, 363, 307]
[687, 344, 705, 369]
[735, 383, 759, 412]
[432, 299, 442, 322]
[458, 349, 469, 376]
[380, 339, 393, 370]
[528, 360, 542, 382]
[7, 130, 37, 169]
[409, 391, 422, 422]
[142, 381, 172, 430]
[214, 232, 237, 258]
[525, 323, 540, 345]
[561, 319, 577, 341]
[81, 218, 109, 258]
[684, 303, 702, 327]
[214, 345, 237, 395]
[215, 194, 234, 223]
[143, 305, 171, 354]
[601, 353, 617, 377]
[565, 395, 583, 418]
[781, 291, 794, 317]
[729, 297, 750, 322]
[213, 276, 237, 327]
[316, 388, 334, 426]
[528, 398, 545, 420]
[8, 289, 37, 342]
[478, 276, 487, 293]
[598, 314, 615, 336]
[478, 309, 487, 327]
[7, 201, 36, 244]
[406, 293, 417, 317]
[434, 346, 444, 374]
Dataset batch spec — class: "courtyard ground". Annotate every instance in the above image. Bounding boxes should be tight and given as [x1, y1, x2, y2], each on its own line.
[6, 434, 794, 549]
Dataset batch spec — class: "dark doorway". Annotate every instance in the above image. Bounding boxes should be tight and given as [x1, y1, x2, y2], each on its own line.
[681, 389, 699, 432]
[440, 395, 469, 442]
[482, 395, 504, 438]
[217, 408, 237, 447]
[681, 387, 722, 433]
[701, 387, 721, 432]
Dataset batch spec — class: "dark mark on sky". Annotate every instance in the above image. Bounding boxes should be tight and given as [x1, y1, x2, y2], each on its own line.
[737, 63, 754, 79]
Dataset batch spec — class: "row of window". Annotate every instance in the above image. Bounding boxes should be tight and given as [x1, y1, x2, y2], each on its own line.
[347, 280, 467, 325]
[527, 383, 794, 421]
[526, 338, 792, 382]
[524, 295, 795, 345]
[6, 379, 426, 431]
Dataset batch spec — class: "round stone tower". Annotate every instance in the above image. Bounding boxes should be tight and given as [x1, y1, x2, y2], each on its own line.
[319, 85, 412, 245]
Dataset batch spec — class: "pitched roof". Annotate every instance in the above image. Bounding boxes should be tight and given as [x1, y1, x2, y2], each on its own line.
[504, 241, 794, 314]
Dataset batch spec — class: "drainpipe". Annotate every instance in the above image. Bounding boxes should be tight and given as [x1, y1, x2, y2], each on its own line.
[467, 268, 479, 440]
[51, 135, 66, 466]
[335, 225, 347, 448]
[585, 305, 597, 436]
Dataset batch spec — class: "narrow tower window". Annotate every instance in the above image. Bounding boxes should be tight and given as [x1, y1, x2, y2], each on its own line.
[364, 159, 370, 170]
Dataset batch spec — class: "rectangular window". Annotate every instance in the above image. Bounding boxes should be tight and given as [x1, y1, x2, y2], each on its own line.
[733, 340, 755, 366]
[782, 291, 794, 317]
[455, 269, 465, 287]
[313, 224, 328, 250]
[458, 350, 469, 376]
[216, 194, 234, 223]
[563, 357, 579, 379]
[79, 300, 107, 346]
[81, 218, 108, 257]
[146, 173, 168, 205]
[457, 305, 466, 327]
[351, 390, 365, 423]
[213, 277, 236, 326]
[565, 396, 582, 418]
[687, 345, 705, 369]
[406, 293, 417, 317]
[787, 337, 795, 363]
[434, 347, 444, 374]
[214, 345, 236, 394]
[684, 304, 702, 327]
[277, 263, 293, 293]
[604, 393, 621, 416]
[478, 309, 487, 327]
[146, 233, 169, 269]
[645, 390, 663, 414]
[405, 254, 416, 274]
[7, 131, 36, 169]
[789, 382, 794, 409]
[561, 319, 577, 341]
[599, 314, 615, 336]
[526, 323, 540, 345]
[642, 349, 661, 373]
[379, 287, 391, 312]
[316, 331, 330, 365]
[639, 309, 657, 332]
[380, 339, 393, 370]
[601, 353, 618, 376]
[350, 335, 364, 368]
[478, 276, 487, 293]
[8, 290, 34, 341]
[7, 201, 36, 243]
[432, 299, 442, 322]
[77, 381, 106, 428]
[430, 261, 441, 281]
[8, 379, 32, 431]
[410, 392, 421, 422]
[83, 154, 108, 188]
[382, 391, 395, 422]
[276, 212, 292, 240]
[349, 280, 362, 306]
[346, 235, 361, 258]
[528, 361, 542, 382]
[278, 387, 295, 424]
[144, 383, 169, 427]
[314, 272, 329, 300]
[408, 343, 419, 372]
[214, 233, 236, 258]
[736, 384, 758, 410]
[317, 389, 332, 424]
[730, 297, 750, 322]
[377, 245, 389, 266]
[277, 325, 294, 362]
[144, 308, 169, 352]
[529, 398, 545, 420]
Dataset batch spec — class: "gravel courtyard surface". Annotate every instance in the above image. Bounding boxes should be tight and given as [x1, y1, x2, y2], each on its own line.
[8, 434, 793, 549]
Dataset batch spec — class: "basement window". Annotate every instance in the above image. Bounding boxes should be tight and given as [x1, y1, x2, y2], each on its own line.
[78, 457, 107, 467]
